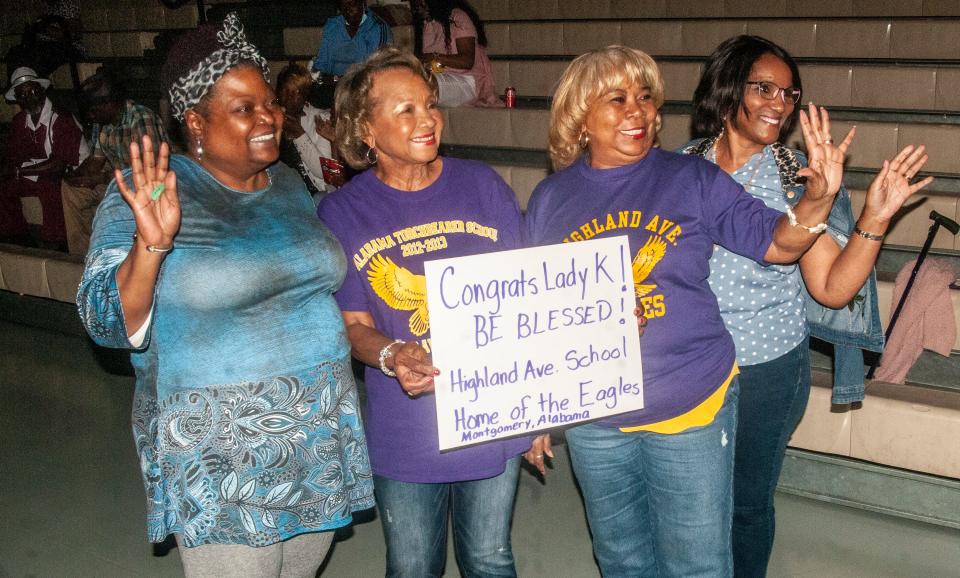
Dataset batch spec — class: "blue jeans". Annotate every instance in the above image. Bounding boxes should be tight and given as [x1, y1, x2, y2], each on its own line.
[374, 456, 520, 578]
[732, 338, 810, 578]
[566, 379, 739, 578]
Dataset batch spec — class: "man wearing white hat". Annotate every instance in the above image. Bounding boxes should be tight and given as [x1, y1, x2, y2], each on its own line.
[0, 66, 89, 249]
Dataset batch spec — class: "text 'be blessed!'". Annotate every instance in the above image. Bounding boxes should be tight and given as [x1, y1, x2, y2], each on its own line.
[424, 236, 645, 450]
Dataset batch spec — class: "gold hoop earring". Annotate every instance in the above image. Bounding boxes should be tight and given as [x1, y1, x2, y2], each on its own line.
[578, 132, 589, 149]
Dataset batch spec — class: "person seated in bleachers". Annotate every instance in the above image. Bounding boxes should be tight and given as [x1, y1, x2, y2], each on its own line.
[61, 69, 168, 256]
[311, 0, 394, 82]
[276, 63, 343, 203]
[411, 0, 501, 107]
[0, 67, 89, 250]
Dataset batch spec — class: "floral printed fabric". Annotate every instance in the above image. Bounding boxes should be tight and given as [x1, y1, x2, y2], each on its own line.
[78, 155, 374, 546]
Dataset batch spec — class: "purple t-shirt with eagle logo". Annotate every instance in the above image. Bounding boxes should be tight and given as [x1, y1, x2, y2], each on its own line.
[318, 157, 531, 482]
[524, 149, 783, 428]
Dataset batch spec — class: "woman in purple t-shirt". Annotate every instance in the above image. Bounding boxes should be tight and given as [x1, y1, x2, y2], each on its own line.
[524, 46, 922, 577]
[317, 48, 532, 577]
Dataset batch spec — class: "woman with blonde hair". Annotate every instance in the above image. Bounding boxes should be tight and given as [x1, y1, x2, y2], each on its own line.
[524, 45, 928, 577]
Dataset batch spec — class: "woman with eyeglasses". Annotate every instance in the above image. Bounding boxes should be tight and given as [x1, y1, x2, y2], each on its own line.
[681, 35, 933, 577]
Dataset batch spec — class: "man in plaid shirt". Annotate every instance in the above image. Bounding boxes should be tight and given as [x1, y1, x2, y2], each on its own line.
[62, 69, 167, 255]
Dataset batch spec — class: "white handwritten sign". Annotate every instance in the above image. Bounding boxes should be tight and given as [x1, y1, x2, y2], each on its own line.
[424, 236, 644, 451]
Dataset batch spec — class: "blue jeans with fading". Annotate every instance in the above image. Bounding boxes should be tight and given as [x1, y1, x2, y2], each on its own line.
[374, 456, 521, 578]
[565, 379, 739, 578]
[732, 338, 811, 578]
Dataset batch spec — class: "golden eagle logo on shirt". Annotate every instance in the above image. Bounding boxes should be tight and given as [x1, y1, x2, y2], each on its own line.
[632, 235, 667, 297]
[367, 254, 430, 336]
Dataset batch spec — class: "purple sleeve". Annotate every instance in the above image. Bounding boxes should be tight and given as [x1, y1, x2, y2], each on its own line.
[316, 196, 370, 313]
[701, 168, 783, 264]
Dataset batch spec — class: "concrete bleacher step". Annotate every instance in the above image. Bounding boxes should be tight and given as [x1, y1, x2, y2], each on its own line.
[206, 1, 338, 29]
[473, 150, 960, 253]
[440, 107, 960, 257]
[441, 106, 960, 177]
[876, 246, 960, 281]
[483, 18, 960, 60]
[0, 244, 83, 304]
[492, 57, 960, 113]
[778, 446, 960, 530]
[783, 367, 960, 528]
[472, 0, 960, 19]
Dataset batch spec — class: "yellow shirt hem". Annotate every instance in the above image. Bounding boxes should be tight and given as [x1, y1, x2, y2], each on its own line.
[619, 363, 739, 434]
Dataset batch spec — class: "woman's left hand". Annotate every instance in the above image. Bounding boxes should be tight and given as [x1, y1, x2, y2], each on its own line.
[523, 434, 554, 476]
[797, 103, 856, 202]
[116, 135, 180, 250]
[862, 144, 934, 224]
[393, 341, 440, 397]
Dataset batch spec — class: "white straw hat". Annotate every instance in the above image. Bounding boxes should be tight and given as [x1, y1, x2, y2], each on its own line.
[5, 67, 51, 101]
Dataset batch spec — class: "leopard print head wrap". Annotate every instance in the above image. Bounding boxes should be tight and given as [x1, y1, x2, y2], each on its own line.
[162, 12, 269, 121]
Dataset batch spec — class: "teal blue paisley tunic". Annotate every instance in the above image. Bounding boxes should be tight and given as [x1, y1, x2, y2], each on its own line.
[77, 156, 374, 547]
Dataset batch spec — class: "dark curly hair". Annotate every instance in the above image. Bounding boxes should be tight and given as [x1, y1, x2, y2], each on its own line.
[691, 35, 802, 140]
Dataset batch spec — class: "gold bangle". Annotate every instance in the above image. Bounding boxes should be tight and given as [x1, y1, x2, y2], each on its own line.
[853, 226, 884, 241]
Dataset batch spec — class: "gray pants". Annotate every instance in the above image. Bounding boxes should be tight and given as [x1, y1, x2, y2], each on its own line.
[176, 531, 334, 578]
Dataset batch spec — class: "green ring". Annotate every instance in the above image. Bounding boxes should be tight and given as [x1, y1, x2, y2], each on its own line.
[150, 183, 165, 201]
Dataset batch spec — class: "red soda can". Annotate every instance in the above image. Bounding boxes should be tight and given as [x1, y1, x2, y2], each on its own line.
[504, 86, 516, 108]
[320, 157, 345, 187]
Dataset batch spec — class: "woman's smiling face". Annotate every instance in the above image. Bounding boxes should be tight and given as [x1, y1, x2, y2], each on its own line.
[730, 53, 797, 150]
[363, 67, 444, 171]
[582, 81, 659, 169]
[194, 64, 284, 185]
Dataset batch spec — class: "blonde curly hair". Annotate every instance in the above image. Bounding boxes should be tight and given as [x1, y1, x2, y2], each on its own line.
[334, 47, 438, 169]
[549, 46, 665, 171]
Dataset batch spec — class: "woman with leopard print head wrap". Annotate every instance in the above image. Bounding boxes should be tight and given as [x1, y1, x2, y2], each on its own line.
[76, 13, 374, 576]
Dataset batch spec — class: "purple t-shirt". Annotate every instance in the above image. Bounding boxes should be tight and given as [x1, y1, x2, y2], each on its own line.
[525, 149, 783, 428]
[318, 157, 531, 482]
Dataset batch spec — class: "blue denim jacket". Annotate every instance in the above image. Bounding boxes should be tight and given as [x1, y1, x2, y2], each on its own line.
[681, 138, 884, 403]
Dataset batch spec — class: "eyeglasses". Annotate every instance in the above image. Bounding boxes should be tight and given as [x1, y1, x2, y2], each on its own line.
[746, 81, 801, 105]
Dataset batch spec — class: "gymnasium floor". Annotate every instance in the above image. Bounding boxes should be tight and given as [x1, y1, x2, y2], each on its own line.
[2, 320, 958, 577]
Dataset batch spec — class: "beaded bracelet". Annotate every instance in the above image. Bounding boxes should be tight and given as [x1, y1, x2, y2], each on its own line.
[786, 207, 828, 235]
[378, 339, 405, 377]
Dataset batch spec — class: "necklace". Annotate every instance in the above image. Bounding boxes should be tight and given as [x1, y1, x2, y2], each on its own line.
[709, 136, 764, 191]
